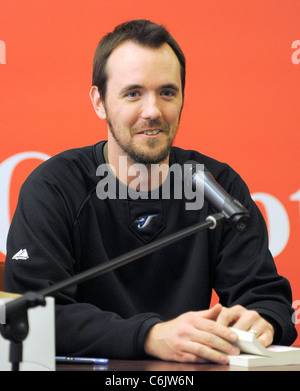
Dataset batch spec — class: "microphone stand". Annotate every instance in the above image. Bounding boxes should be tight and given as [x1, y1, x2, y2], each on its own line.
[0, 212, 226, 371]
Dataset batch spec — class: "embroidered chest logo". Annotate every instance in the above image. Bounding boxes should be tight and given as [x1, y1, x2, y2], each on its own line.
[133, 214, 158, 229]
[12, 249, 29, 260]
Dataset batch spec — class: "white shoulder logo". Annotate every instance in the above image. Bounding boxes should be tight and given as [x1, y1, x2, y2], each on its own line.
[12, 249, 29, 260]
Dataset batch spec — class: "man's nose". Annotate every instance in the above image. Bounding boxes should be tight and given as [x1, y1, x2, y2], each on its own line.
[141, 93, 162, 120]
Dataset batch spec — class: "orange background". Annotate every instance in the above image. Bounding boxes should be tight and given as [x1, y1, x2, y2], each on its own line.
[1, 1, 299, 344]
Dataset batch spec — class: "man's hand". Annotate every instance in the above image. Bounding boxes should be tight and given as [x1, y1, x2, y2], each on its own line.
[144, 304, 239, 364]
[144, 304, 275, 364]
[216, 305, 274, 347]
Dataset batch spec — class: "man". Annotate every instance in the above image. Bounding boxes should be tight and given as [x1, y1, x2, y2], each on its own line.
[4, 20, 297, 364]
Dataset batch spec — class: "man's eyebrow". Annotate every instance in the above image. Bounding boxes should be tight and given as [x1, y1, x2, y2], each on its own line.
[161, 83, 180, 92]
[119, 84, 143, 95]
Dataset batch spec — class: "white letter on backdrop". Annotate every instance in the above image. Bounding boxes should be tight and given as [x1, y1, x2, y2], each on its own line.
[252, 192, 290, 258]
[0, 152, 50, 255]
[0, 40, 6, 64]
[290, 189, 300, 216]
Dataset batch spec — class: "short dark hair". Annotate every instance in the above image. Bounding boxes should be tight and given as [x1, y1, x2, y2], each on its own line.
[92, 19, 186, 101]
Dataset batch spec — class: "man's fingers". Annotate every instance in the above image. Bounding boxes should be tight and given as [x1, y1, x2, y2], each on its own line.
[187, 341, 231, 364]
[192, 329, 239, 355]
[201, 303, 223, 319]
[216, 304, 245, 326]
[193, 313, 239, 344]
[216, 305, 275, 347]
[180, 333, 239, 365]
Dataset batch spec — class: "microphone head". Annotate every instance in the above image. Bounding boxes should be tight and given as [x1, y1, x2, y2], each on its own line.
[182, 160, 250, 233]
[228, 211, 251, 233]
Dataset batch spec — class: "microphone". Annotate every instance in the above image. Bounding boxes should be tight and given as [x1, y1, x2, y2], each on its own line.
[184, 161, 250, 232]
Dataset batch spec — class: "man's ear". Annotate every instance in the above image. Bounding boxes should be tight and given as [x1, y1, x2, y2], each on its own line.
[89, 86, 107, 120]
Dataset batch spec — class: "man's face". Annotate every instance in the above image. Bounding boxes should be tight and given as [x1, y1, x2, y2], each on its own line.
[100, 41, 183, 165]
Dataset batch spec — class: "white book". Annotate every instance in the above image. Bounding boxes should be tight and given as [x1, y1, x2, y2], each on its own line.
[229, 328, 300, 368]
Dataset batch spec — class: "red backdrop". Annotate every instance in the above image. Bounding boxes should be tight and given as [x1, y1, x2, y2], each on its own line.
[1, 0, 299, 344]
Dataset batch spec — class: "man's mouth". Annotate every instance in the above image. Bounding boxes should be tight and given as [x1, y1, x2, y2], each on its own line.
[141, 129, 161, 135]
[135, 127, 165, 136]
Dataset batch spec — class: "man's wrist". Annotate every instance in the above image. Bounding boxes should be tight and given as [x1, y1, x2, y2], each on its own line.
[144, 323, 159, 357]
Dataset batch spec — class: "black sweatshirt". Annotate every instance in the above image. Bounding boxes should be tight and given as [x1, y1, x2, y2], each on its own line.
[4, 142, 297, 358]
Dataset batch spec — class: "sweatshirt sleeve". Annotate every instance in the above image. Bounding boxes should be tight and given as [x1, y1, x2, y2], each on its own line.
[210, 168, 297, 345]
[3, 173, 162, 359]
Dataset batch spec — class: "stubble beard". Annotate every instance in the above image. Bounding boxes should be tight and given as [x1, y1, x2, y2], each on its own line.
[106, 115, 178, 165]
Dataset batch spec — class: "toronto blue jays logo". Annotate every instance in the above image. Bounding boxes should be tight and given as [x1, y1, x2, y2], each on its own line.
[134, 214, 158, 229]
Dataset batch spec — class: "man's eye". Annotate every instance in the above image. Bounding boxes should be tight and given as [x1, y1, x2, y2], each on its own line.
[126, 91, 139, 99]
[161, 90, 175, 98]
